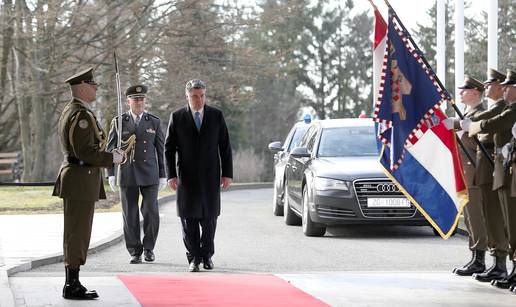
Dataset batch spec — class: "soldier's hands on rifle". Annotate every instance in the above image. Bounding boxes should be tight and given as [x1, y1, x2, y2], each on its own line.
[459, 118, 472, 131]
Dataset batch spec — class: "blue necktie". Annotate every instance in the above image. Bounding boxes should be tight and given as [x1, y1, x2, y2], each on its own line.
[135, 114, 141, 128]
[194, 112, 201, 131]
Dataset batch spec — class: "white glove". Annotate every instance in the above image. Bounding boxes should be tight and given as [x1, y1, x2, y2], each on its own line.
[512, 122, 516, 139]
[108, 176, 117, 192]
[112, 149, 125, 164]
[460, 118, 472, 131]
[502, 143, 511, 160]
[158, 178, 167, 191]
[442, 118, 455, 130]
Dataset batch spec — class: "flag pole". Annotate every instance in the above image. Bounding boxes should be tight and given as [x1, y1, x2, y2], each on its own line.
[383, 0, 492, 167]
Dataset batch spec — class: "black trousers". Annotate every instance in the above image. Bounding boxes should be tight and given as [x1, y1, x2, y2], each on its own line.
[120, 185, 160, 256]
[180, 217, 217, 264]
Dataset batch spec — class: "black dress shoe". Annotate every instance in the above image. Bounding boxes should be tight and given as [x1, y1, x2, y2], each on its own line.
[473, 255, 507, 282]
[130, 255, 142, 264]
[203, 258, 214, 270]
[189, 261, 200, 272]
[144, 250, 155, 262]
[63, 281, 99, 300]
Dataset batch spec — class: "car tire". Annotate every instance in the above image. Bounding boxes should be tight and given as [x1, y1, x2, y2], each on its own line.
[432, 226, 457, 237]
[302, 187, 325, 236]
[272, 184, 284, 216]
[284, 185, 301, 226]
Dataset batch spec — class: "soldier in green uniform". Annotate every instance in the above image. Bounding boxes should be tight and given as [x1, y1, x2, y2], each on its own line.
[463, 69, 509, 281]
[443, 76, 488, 276]
[467, 69, 516, 290]
[52, 67, 124, 300]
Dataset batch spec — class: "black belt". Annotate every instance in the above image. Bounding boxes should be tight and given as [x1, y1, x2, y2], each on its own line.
[66, 156, 92, 166]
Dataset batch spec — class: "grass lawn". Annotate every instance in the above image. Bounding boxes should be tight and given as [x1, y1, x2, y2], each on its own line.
[0, 185, 174, 215]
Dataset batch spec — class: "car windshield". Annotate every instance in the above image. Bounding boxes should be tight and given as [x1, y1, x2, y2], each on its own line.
[317, 126, 378, 157]
[287, 126, 309, 151]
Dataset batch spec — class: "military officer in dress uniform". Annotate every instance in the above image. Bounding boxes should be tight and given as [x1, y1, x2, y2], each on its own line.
[443, 76, 488, 276]
[53, 67, 124, 300]
[466, 69, 516, 291]
[463, 69, 509, 282]
[107, 85, 166, 264]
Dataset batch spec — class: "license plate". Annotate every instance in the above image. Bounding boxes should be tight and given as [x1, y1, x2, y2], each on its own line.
[367, 198, 411, 208]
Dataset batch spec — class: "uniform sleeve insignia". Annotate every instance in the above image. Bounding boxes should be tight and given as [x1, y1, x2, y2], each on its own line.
[146, 128, 156, 134]
[78, 119, 89, 129]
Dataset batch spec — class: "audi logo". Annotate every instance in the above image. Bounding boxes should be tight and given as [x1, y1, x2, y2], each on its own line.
[376, 183, 399, 192]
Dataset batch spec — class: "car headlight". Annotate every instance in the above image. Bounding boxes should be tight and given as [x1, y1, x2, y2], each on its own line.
[314, 177, 350, 191]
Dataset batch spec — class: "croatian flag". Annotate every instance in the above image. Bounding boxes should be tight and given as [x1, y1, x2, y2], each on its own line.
[373, 9, 468, 239]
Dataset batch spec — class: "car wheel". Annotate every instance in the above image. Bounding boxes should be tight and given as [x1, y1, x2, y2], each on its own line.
[284, 185, 301, 226]
[272, 183, 284, 216]
[302, 187, 325, 236]
[432, 226, 457, 237]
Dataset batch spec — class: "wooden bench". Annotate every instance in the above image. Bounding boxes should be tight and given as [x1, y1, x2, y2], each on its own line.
[0, 152, 22, 182]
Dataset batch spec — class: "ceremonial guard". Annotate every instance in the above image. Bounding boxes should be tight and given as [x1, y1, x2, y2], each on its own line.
[53, 67, 124, 300]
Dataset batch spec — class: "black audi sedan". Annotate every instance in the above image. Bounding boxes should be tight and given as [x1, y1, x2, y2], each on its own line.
[268, 119, 311, 216]
[284, 118, 428, 236]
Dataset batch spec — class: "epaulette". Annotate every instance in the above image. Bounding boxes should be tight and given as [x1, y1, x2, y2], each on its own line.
[146, 113, 160, 120]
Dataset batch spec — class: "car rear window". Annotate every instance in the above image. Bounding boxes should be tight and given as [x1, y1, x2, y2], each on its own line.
[287, 126, 309, 151]
[318, 126, 378, 157]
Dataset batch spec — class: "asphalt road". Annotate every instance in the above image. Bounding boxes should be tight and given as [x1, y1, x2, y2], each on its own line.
[18, 188, 470, 276]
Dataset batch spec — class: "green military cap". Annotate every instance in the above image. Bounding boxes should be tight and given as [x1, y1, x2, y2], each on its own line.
[500, 69, 516, 85]
[185, 79, 206, 92]
[125, 84, 148, 98]
[484, 68, 506, 84]
[458, 75, 484, 92]
[64, 67, 97, 85]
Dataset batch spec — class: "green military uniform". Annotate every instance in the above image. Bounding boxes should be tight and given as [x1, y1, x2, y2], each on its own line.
[469, 70, 516, 287]
[468, 69, 509, 259]
[52, 67, 114, 300]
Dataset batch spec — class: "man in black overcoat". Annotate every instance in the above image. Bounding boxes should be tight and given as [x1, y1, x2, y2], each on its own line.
[164, 79, 233, 272]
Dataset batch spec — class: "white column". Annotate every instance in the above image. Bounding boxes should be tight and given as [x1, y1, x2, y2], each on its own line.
[488, 0, 498, 107]
[436, 0, 447, 111]
[454, 0, 465, 113]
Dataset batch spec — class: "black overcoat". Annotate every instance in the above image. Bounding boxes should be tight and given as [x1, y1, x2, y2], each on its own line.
[164, 104, 233, 218]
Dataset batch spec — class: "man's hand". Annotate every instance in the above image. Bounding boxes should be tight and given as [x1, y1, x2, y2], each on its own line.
[442, 118, 455, 130]
[168, 177, 178, 191]
[460, 118, 472, 131]
[158, 178, 167, 191]
[108, 176, 117, 192]
[221, 177, 232, 189]
[112, 148, 125, 164]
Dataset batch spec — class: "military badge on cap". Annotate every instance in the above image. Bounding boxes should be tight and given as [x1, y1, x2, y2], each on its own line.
[126, 85, 148, 98]
[78, 119, 89, 129]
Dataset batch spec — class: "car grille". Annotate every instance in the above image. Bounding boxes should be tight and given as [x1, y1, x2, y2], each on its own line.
[317, 206, 356, 219]
[353, 179, 417, 218]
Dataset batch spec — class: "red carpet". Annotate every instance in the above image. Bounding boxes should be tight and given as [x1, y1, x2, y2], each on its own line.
[118, 274, 329, 306]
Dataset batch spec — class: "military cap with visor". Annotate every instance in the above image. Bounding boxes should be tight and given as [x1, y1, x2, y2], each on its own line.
[484, 68, 506, 84]
[500, 69, 516, 86]
[185, 79, 206, 92]
[458, 75, 485, 92]
[125, 85, 148, 98]
[64, 67, 98, 86]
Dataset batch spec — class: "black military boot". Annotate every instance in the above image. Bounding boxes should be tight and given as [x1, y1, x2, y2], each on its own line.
[453, 250, 485, 276]
[492, 260, 516, 289]
[62, 267, 99, 300]
[473, 255, 507, 282]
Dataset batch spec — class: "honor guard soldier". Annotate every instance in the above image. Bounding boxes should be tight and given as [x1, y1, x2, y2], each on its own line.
[466, 69, 516, 291]
[53, 67, 124, 300]
[107, 85, 166, 264]
[443, 76, 489, 276]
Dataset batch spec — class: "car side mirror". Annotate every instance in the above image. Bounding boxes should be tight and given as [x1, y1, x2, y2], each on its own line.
[290, 146, 310, 158]
[268, 141, 283, 153]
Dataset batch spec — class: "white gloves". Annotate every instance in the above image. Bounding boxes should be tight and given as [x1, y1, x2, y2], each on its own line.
[108, 176, 117, 192]
[158, 178, 167, 191]
[442, 118, 455, 130]
[512, 122, 516, 139]
[112, 148, 125, 164]
[502, 143, 511, 160]
[459, 118, 472, 131]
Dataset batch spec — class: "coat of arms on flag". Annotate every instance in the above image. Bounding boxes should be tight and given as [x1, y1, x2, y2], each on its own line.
[371, 5, 468, 239]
